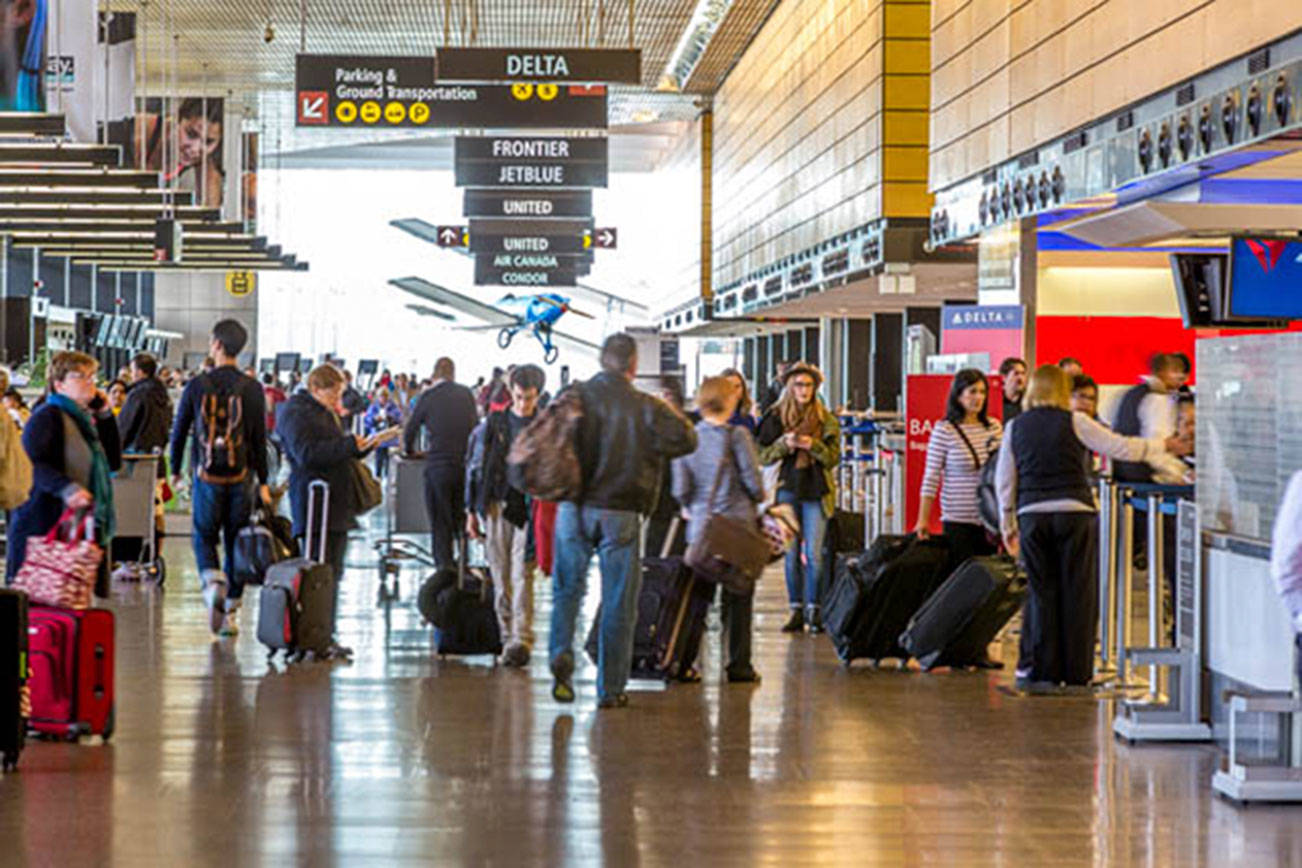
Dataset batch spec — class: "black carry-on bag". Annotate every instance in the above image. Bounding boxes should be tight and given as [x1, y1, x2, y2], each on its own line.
[258, 480, 336, 660]
[0, 588, 28, 771]
[823, 533, 954, 665]
[431, 536, 503, 657]
[899, 555, 1027, 670]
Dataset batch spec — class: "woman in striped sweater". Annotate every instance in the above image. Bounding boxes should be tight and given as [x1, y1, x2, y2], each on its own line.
[914, 369, 1002, 568]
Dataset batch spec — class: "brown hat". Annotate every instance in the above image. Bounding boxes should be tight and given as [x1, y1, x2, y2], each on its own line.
[780, 362, 823, 388]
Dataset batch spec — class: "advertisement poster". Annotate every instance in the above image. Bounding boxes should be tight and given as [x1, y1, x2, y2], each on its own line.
[904, 373, 1004, 536]
[940, 304, 1024, 372]
[0, 0, 46, 112]
[112, 96, 225, 207]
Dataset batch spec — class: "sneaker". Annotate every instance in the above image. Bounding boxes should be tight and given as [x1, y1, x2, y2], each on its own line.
[323, 642, 354, 661]
[596, 692, 629, 709]
[675, 666, 702, 684]
[201, 570, 228, 635]
[503, 643, 531, 667]
[218, 599, 242, 637]
[550, 652, 575, 703]
[112, 562, 140, 583]
[781, 609, 805, 633]
[726, 668, 762, 684]
[806, 607, 824, 634]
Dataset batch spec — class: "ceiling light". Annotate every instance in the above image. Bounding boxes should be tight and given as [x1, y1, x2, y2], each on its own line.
[661, 0, 739, 93]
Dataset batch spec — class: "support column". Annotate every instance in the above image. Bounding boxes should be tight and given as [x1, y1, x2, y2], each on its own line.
[700, 108, 713, 303]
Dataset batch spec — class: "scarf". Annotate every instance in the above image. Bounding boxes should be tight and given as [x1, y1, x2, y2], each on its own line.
[786, 403, 823, 470]
[48, 393, 115, 543]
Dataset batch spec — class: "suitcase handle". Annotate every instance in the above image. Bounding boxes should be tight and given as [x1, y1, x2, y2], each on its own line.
[305, 480, 329, 564]
[456, 534, 491, 602]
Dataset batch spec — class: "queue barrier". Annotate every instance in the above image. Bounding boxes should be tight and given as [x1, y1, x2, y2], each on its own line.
[1097, 480, 1211, 743]
[838, 416, 905, 543]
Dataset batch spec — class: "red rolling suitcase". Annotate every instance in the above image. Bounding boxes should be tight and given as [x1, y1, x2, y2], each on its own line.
[0, 588, 28, 769]
[27, 606, 115, 740]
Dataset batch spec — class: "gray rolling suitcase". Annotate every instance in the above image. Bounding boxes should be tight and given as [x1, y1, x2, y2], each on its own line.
[899, 555, 1026, 670]
[258, 480, 335, 660]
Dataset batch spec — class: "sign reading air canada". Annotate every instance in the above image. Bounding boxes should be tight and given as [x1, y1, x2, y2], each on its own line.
[468, 218, 595, 255]
[475, 254, 581, 287]
[453, 136, 608, 188]
[463, 188, 593, 219]
[437, 48, 641, 84]
[294, 54, 608, 129]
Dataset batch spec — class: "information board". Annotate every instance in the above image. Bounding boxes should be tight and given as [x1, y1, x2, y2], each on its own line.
[437, 48, 641, 83]
[463, 188, 594, 218]
[295, 55, 607, 129]
[454, 136, 607, 188]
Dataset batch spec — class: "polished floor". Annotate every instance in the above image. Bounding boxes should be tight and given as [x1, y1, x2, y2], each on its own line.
[2, 516, 1300, 866]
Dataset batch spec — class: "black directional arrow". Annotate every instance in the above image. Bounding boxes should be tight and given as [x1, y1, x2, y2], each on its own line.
[436, 225, 468, 247]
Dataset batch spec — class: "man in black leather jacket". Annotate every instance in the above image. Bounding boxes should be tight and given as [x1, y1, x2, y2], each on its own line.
[549, 333, 697, 709]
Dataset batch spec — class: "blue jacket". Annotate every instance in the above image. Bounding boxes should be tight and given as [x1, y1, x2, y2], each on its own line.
[277, 391, 364, 536]
[363, 400, 403, 439]
[7, 401, 122, 585]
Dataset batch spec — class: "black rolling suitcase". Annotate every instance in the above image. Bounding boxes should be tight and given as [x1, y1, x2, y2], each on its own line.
[258, 480, 335, 660]
[585, 519, 710, 680]
[823, 534, 953, 664]
[820, 509, 865, 603]
[0, 588, 27, 770]
[431, 538, 503, 657]
[899, 556, 1026, 670]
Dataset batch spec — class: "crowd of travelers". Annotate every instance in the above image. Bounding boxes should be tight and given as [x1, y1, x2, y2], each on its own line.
[0, 313, 1217, 710]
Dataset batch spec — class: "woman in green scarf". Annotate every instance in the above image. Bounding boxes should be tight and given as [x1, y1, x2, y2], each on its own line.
[7, 351, 122, 597]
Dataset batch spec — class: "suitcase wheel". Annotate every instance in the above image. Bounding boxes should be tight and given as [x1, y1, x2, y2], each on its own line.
[102, 705, 115, 742]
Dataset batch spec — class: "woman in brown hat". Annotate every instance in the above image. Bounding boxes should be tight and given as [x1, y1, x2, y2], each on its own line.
[756, 362, 841, 633]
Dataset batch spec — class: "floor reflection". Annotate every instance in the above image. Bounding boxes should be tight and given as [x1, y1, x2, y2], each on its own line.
[0, 522, 1299, 865]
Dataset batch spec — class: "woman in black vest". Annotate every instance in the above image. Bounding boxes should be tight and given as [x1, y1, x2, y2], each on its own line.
[994, 365, 1186, 689]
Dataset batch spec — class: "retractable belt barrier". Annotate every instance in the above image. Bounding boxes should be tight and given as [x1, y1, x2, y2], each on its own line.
[837, 415, 904, 543]
[1098, 478, 1211, 743]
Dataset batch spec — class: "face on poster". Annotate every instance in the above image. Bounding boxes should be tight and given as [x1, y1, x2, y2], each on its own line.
[0, 0, 46, 112]
[126, 96, 225, 207]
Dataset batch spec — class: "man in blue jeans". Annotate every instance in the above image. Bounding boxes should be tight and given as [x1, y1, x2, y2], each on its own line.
[549, 334, 697, 709]
[169, 319, 270, 636]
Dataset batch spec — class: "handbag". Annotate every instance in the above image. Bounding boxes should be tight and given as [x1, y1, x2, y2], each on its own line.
[348, 459, 383, 515]
[684, 429, 773, 595]
[12, 509, 103, 609]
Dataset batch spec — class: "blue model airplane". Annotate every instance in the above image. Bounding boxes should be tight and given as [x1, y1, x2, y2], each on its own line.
[490, 293, 595, 363]
[388, 277, 599, 364]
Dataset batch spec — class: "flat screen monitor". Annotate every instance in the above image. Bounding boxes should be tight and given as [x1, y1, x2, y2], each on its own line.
[274, 352, 300, 372]
[298, 358, 312, 373]
[1227, 236, 1302, 320]
[94, 314, 113, 346]
[1170, 253, 1226, 328]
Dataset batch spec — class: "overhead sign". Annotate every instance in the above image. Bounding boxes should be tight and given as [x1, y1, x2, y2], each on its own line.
[474, 255, 579, 287]
[225, 271, 256, 297]
[437, 48, 641, 84]
[454, 136, 608, 188]
[294, 54, 607, 129]
[463, 188, 593, 219]
[435, 225, 468, 247]
[469, 218, 595, 255]
[590, 227, 617, 249]
[940, 303, 1024, 371]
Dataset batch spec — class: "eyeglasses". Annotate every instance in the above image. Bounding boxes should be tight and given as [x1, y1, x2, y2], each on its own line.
[63, 371, 93, 382]
[791, 380, 815, 388]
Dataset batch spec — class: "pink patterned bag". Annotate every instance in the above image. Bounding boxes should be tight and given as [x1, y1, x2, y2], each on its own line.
[12, 509, 102, 610]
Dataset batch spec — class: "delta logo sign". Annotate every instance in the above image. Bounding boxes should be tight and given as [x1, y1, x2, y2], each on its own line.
[940, 304, 1025, 364]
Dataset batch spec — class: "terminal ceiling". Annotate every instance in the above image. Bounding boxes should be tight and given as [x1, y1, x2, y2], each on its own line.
[119, 0, 781, 129]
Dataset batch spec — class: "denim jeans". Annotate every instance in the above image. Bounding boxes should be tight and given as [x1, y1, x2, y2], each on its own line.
[191, 478, 252, 600]
[549, 502, 641, 701]
[777, 491, 827, 610]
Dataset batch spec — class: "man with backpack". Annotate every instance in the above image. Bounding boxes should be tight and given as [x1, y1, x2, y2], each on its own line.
[465, 364, 545, 667]
[169, 319, 271, 636]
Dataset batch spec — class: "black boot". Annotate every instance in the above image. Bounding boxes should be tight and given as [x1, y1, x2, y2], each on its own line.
[781, 609, 805, 633]
[806, 606, 824, 634]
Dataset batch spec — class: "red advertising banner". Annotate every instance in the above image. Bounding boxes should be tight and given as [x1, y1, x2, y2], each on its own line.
[904, 373, 1003, 536]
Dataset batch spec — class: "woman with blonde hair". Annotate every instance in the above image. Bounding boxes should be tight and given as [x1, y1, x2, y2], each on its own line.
[995, 365, 1188, 690]
[718, 367, 758, 434]
[757, 362, 841, 633]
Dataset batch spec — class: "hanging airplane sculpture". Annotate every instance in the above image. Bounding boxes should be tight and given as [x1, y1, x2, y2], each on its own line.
[389, 277, 599, 364]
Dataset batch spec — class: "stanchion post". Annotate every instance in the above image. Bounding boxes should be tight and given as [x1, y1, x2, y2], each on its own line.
[1116, 494, 1134, 683]
[1097, 479, 1113, 671]
[1147, 493, 1162, 692]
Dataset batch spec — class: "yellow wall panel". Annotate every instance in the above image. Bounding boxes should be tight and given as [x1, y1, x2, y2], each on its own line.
[882, 181, 934, 216]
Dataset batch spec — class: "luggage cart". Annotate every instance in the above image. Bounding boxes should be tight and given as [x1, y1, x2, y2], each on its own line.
[373, 453, 436, 606]
[111, 454, 165, 585]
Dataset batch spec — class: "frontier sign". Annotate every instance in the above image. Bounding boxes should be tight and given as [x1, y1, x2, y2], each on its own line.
[454, 136, 608, 188]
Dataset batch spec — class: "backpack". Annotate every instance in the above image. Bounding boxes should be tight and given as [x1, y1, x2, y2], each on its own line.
[196, 375, 248, 484]
[952, 422, 1001, 535]
[506, 388, 584, 502]
[0, 415, 32, 509]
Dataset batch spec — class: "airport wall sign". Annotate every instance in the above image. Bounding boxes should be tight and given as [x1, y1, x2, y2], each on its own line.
[437, 48, 641, 84]
[454, 136, 608, 188]
[434, 225, 468, 247]
[294, 54, 608, 129]
[463, 188, 593, 218]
